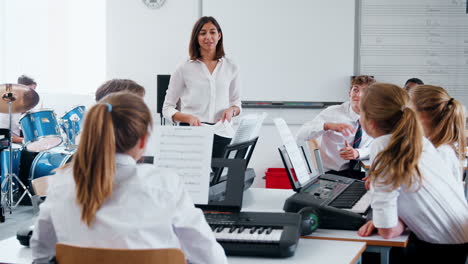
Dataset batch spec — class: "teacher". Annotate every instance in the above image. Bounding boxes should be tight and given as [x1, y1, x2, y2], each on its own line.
[163, 16, 241, 158]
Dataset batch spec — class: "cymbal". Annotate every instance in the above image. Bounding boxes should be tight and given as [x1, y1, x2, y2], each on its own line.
[0, 83, 39, 113]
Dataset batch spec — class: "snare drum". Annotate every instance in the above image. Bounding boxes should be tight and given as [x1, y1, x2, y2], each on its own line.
[0, 144, 22, 192]
[29, 147, 75, 183]
[61, 105, 86, 145]
[20, 109, 63, 152]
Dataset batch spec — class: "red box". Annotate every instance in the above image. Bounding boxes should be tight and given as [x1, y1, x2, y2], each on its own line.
[265, 168, 293, 189]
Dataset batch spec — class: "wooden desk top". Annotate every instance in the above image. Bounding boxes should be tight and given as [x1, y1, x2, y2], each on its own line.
[242, 188, 409, 247]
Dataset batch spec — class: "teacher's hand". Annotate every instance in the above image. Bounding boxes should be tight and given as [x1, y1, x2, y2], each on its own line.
[220, 106, 239, 122]
[186, 114, 201, 126]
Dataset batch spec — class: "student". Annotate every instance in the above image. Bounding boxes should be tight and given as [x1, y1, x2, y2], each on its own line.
[30, 93, 227, 264]
[0, 75, 37, 143]
[403, 77, 423, 91]
[296, 75, 375, 179]
[357, 83, 468, 264]
[95, 79, 145, 101]
[162, 16, 241, 158]
[409, 85, 466, 182]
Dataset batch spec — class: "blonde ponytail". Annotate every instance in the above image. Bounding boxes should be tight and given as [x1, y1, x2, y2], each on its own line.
[73, 92, 152, 226]
[361, 83, 423, 190]
[410, 85, 466, 161]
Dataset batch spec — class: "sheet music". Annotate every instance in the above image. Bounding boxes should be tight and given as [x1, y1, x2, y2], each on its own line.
[231, 113, 267, 144]
[273, 118, 310, 184]
[205, 120, 235, 138]
[154, 126, 213, 204]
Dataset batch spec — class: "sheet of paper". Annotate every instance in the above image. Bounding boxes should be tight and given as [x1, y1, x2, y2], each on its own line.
[273, 118, 310, 184]
[154, 126, 213, 204]
[204, 120, 235, 138]
[231, 112, 267, 145]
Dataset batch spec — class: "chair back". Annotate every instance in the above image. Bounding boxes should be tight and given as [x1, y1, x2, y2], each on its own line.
[32, 175, 51, 196]
[55, 244, 186, 264]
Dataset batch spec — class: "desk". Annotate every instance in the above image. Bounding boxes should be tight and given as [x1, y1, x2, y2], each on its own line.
[242, 188, 409, 264]
[0, 236, 366, 264]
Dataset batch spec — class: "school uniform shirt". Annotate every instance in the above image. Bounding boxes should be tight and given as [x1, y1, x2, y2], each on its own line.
[370, 135, 468, 244]
[437, 144, 463, 183]
[0, 113, 22, 136]
[162, 57, 241, 123]
[31, 153, 227, 264]
[296, 101, 372, 171]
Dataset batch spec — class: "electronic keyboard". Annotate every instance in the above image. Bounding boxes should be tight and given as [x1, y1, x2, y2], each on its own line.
[204, 211, 301, 258]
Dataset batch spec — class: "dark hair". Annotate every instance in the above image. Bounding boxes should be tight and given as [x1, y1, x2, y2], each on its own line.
[351, 75, 375, 88]
[95, 79, 145, 101]
[405, 78, 424, 86]
[189, 16, 225, 60]
[17, 75, 36, 86]
[73, 92, 153, 226]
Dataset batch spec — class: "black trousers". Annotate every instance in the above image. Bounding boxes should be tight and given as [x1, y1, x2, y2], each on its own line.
[391, 233, 468, 264]
[179, 122, 231, 158]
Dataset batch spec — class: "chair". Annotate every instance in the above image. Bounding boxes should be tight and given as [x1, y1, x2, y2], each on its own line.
[31, 175, 52, 214]
[55, 244, 186, 264]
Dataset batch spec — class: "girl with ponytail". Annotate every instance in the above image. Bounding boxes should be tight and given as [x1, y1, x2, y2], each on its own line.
[31, 92, 227, 264]
[410, 85, 466, 183]
[357, 83, 468, 264]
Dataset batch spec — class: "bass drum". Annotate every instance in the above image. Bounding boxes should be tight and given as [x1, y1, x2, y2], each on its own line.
[29, 147, 75, 187]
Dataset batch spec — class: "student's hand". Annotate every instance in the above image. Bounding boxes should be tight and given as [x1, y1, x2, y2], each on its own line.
[363, 176, 371, 190]
[324, 123, 355, 137]
[339, 140, 359, 160]
[358, 220, 376, 237]
[185, 114, 201, 126]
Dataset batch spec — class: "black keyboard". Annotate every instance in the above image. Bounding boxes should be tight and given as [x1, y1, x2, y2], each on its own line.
[204, 211, 301, 258]
[284, 174, 370, 230]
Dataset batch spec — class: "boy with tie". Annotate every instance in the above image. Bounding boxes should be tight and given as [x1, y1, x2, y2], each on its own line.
[297, 75, 375, 179]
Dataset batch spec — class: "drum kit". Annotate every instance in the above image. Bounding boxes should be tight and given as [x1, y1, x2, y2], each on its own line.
[0, 84, 85, 222]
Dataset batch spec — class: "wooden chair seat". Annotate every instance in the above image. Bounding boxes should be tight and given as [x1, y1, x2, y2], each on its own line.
[55, 244, 186, 264]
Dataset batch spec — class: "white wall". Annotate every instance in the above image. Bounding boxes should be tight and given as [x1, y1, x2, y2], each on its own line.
[106, 0, 325, 187]
[0, 0, 105, 94]
[106, 0, 200, 114]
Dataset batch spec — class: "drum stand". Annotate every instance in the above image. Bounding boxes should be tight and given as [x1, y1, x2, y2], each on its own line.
[0, 96, 33, 218]
[62, 118, 78, 151]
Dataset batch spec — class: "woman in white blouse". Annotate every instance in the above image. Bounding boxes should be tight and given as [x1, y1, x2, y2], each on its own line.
[162, 16, 241, 126]
[31, 93, 227, 264]
[409, 85, 466, 183]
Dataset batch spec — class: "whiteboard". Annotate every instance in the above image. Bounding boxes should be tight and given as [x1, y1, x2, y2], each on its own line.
[359, 0, 468, 106]
[203, 0, 356, 102]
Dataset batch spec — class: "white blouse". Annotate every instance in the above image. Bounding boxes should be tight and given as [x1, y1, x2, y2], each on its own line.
[369, 135, 468, 244]
[436, 144, 463, 183]
[162, 57, 241, 123]
[296, 101, 373, 172]
[31, 154, 227, 264]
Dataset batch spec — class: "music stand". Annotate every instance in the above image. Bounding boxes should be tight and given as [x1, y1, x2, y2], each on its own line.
[210, 137, 258, 186]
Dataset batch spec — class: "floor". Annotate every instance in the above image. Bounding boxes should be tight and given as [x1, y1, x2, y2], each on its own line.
[0, 205, 35, 241]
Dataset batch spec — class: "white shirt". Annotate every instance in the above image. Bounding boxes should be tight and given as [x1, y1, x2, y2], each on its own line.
[437, 144, 463, 183]
[163, 57, 242, 123]
[0, 113, 22, 136]
[370, 135, 468, 244]
[31, 154, 227, 264]
[296, 101, 372, 171]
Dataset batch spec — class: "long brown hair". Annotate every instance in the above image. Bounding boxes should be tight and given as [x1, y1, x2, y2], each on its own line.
[189, 16, 225, 60]
[73, 92, 153, 226]
[410, 85, 466, 160]
[360, 83, 423, 190]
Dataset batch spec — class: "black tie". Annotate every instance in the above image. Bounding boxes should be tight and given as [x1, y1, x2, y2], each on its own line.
[349, 120, 362, 171]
